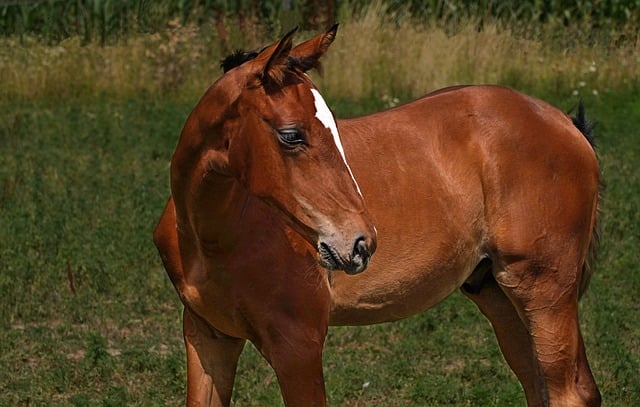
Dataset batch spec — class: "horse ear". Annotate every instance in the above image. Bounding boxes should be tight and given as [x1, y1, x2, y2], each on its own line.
[290, 23, 338, 73]
[253, 26, 298, 86]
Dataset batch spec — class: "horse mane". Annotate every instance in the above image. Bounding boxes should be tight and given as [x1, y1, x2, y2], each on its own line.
[220, 48, 316, 74]
[220, 49, 260, 73]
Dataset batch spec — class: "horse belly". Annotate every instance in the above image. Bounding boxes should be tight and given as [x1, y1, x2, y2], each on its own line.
[328, 256, 477, 325]
[328, 191, 485, 326]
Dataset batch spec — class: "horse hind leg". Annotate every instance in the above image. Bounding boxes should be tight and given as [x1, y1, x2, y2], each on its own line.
[490, 253, 601, 407]
[183, 307, 246, 407]
[461, 268, 548, 407]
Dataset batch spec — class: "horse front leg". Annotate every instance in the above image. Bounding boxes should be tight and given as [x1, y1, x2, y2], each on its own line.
[258, 319, 328, 406]
[183, 307, 246, 407]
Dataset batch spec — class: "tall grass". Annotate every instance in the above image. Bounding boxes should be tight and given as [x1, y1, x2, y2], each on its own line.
[320, 2, 640, 100]
[0, 0, 259, 44]
[2, 0, 639, 43]
[1, 1, 638, 105]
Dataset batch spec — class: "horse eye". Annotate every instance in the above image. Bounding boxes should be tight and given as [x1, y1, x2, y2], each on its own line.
[277, 128, 306, 147]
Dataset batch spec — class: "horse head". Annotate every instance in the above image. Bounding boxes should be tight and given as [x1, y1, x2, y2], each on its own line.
[179, 25, 376, 274]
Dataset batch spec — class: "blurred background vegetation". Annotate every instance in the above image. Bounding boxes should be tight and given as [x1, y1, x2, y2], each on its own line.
[1, 0, 640, 44]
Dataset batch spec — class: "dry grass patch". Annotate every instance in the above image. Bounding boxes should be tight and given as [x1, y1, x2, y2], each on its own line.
[1, 3, 639, 103]
[315, 3, 640, 100]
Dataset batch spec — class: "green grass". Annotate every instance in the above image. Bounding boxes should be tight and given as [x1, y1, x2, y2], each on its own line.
[1, 86, 638, 405]
[0, 97, 187, 405]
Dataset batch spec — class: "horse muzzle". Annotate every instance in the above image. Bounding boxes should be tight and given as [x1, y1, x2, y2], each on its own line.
[318, 235, 376, 275]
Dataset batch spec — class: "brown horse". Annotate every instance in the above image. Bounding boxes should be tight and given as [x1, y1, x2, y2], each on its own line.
[154, 25, 601, 406]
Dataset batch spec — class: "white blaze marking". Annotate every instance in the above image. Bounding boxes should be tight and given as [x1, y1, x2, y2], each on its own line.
[310, 88, 363, 197]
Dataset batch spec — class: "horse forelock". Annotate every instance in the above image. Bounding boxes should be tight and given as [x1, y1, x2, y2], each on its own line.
[206, 56, 309, 129]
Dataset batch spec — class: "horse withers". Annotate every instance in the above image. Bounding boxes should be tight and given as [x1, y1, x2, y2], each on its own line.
[154, 25, 601, 406]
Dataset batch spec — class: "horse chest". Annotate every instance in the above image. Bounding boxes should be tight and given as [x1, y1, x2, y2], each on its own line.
[173, 246, 254, 337]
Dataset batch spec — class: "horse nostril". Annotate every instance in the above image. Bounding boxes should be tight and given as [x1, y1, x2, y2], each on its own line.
[353, 236, 370, 260]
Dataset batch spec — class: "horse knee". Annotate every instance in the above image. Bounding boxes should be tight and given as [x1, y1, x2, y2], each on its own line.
[581, 388, 602, 407]
[547, 384, 600, 407]
[576, 356, 601, 407]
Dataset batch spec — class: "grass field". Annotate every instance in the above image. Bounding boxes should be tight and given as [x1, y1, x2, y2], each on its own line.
[1, 5, 639, 405]
[1, 88, 639, 405]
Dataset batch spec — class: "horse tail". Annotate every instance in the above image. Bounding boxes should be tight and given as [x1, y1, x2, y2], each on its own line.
[571, 102, 602, 300]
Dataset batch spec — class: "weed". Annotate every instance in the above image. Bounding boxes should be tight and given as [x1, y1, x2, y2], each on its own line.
[83, 332, 111, 373]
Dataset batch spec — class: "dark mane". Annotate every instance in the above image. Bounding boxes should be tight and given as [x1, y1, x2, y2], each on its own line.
[220, 49, 259, 73]
[220, 48, 313, 74]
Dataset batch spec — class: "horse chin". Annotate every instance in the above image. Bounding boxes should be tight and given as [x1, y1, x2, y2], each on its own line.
[342, 259, 369, 275]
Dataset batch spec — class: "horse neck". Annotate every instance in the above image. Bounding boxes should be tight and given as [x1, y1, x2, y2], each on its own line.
[171, 152, 248, 257]
[190, 172, 250, 251]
